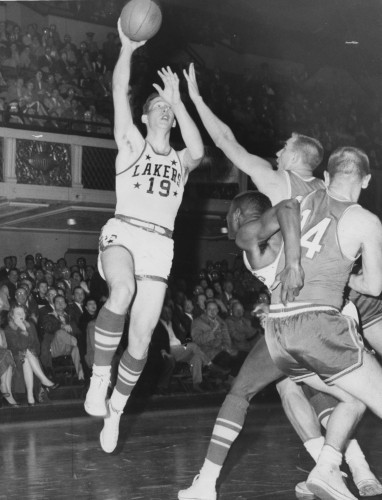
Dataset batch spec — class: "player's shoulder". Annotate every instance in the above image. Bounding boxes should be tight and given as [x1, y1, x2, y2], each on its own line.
[341, 204, 382, 234]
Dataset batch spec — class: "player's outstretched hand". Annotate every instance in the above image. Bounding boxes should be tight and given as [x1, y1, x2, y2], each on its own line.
[273, 262, 304, 305]
[183, 63, 201, 101]
[153, 66, 181, 107]
[117, 18, 146, 52]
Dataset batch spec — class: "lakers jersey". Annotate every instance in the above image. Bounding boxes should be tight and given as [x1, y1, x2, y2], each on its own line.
[273, 189, 358, 309]
[115, 142, 187, 230]
[285, 170, 325, 199]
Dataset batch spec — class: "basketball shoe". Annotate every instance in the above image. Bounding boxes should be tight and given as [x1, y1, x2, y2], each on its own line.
[99, 400, 123, 453]
[178, 475, 217, 500]
[84, 371, 110, 417]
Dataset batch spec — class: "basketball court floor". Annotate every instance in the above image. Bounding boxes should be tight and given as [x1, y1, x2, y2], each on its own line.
[1, 402, 382, 499]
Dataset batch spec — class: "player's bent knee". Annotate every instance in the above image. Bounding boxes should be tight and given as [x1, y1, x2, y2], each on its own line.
[108, 281, 135, 311]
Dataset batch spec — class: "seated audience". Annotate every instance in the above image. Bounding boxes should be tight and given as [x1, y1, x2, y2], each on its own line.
[4, 305, 58, 405]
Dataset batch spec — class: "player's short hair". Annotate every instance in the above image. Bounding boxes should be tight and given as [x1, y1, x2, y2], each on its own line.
[327, 147, 370, 179]
[230, 190, 272, 217]
[291, 132, 324, 171]
[142, 92, 160, 115]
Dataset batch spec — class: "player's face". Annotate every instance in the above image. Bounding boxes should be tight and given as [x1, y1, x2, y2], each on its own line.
[226, 205, 239, 240]
[276, 137, 295, 171]
[146, 97, 175, 129]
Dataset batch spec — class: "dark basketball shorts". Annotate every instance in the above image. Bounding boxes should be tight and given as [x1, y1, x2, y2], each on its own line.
[265, 303, 365, 386]
[97, 217, 174, 283]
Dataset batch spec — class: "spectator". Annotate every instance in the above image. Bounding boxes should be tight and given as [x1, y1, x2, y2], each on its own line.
[173, 296, 194, 343]
[226, 300, 259, 359]
[191, 300, 239, 375]
[41, 295, 84, 381]
[158, 305, 211, 392]
[0, 296, 17, 406]
[80, 296, 98, 377]
[5, 269, 19, 301]
[33, 280, 49, 309]
[66, 286, 85, 326]
[4, 305, 58, 405]
[23, 254, 36, 281]
[193, 292, 207, 318]
[0, 256, 13, 282]
[13, 286, 39, 325]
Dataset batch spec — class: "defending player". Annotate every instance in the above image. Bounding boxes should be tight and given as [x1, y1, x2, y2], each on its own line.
[183, 63, 324, 205]
[84, 20, 204, 453]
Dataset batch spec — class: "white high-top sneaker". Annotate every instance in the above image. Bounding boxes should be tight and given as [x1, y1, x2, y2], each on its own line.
[99, 400, 123, 453]
[84, 371, 110, 417]
[178, 475, 217, 500]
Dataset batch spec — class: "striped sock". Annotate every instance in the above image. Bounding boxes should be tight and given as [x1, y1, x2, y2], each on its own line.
[94, 306, 125, 366]
[110, 350, 147, 411]
[205, 394, 249, 466]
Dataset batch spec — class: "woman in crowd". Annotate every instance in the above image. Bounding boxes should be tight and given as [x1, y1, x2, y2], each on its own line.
[0, 296, 18, 407]
[4, 305, 58, 405]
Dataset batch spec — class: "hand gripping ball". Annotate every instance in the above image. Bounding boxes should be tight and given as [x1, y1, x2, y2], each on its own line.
[120, 0, 162, 42]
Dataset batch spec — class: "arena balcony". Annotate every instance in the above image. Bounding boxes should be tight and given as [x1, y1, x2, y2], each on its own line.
[0, 116, 242, 265]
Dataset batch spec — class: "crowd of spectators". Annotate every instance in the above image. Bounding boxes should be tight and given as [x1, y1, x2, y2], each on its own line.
[0, 19, 114, 134]
[2, 11, 382, 168]
[0, 250, 269, 407]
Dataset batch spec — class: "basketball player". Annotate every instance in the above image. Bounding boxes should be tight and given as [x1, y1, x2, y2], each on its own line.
[179, 148, 382, 500]
[183, 63, 325, 205]
[264, 147, 382, 500]
[84, 19, 204, 453]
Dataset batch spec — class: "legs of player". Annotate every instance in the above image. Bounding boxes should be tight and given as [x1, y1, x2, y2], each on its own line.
[277, 378, 322, 443]
[300, 374, 369, 500]
[178, 336, 286, 500]
[305, 387, 382, 497]
[100, 277, 167, 453]
[85, 246, 135, 417]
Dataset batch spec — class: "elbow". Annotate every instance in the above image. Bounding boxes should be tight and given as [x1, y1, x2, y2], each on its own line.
[283, 198, 300, 211]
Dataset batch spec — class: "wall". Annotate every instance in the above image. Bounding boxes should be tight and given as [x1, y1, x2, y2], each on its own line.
[0, 228, 237, 273]
[0, 229, 99, 267]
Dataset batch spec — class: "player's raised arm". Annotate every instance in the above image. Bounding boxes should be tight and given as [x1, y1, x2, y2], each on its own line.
[184, 63, 284, 197]
[113, 19, 145, 152]
[153, 66, 204, 172]
[345, 208, 382, 296]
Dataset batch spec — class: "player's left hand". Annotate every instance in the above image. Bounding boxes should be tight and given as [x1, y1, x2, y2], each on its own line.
[153, 66, 181, 107]
[274, 263, 304, 305]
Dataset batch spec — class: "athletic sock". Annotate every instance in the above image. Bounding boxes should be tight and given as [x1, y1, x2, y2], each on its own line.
[317, 444, 342, 468]
[110, 350, 147, 411]
[304, 436, 325, 463]
[94, 306, 125, 366]
[204, 394, 249, 470]
[345, 439, 374, 483]
[198, 458, 221, 485]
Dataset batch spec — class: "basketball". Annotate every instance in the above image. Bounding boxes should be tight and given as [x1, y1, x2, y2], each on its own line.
[120, 0, 162, 42]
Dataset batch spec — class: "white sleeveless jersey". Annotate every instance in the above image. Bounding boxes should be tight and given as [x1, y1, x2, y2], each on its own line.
[243, 248, 283, 289]
[115, 142, 187, 230]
